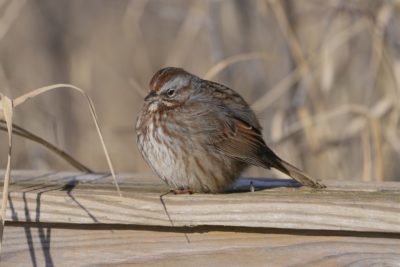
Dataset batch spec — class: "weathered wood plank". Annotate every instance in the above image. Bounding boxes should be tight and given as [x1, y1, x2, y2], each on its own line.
[1, 171, 400, 233]
[3, 170, 400, 192]
[2, 225, 400, 266]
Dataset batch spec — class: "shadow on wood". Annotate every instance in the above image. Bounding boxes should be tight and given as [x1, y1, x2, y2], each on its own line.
[0, 170, 400, 266]
[227, 177, 302, 193]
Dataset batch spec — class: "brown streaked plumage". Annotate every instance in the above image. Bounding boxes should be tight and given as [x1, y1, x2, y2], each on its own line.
[136, 67, 325, 193]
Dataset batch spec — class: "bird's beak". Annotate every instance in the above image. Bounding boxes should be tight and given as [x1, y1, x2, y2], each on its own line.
[144, 91, 158, 101]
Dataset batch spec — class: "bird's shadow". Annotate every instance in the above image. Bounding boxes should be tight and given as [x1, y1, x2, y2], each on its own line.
[225, 177, 302, 193]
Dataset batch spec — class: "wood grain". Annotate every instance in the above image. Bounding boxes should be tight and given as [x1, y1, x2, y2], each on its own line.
[1, 171, 400, 266]
[2, 225, 400, 266]
[1, 171, 399, 233]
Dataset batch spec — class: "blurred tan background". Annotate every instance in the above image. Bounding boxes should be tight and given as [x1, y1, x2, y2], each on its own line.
[1, 0, 400, 182]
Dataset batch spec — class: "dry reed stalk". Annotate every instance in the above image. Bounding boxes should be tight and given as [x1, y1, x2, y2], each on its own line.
[0, 84, 122, 251]
[319, 0, 344, 94]
[0, 120, 93, 172]
[381, 54, 400, 166]
[320, 39, 334, 94]
[361, 127, 372, 181]
[0, 93, 12, 253]
[271, 110, 285, 143]
[251, 67, 303, 113]
[12, 84, 121, 195]
[366, 4, 392, 95]
[393, 60, 400, 107]
[203, 52, 269, 80]
[275, 98, 392, 145]
[378, 34, 400, 120]
[385, 127, 400, 155]
[250, 11, 385, 181]
[268, 0, 310, 78]
[123, 0, 152, 77]
[268, 0, 322, 109]
[270, 1, 371, 176]
[251, 19, 367, 113]
[272, 98, 393, 182]
[371, 118, 384, 181]
[0, 0, 26, 41]
[358, 6, 393, 180]
[165, 1, 206, 66]
[352, 3, 395, 181]
[297, 106, 320, 152]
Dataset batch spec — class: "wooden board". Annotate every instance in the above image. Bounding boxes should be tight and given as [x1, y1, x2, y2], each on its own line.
[2, 224, 400, 266]
[1, 170, 400, 266]
[1, 171, 400, 233]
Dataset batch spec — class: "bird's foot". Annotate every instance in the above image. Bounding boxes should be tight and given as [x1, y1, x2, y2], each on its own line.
[170, 188, 194, 194]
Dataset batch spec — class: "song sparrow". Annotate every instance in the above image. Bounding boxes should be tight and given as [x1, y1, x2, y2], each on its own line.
[136, 67, 325, 193]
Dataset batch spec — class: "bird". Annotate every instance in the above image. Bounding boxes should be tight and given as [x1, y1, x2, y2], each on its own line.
[136, 67, 325, 193]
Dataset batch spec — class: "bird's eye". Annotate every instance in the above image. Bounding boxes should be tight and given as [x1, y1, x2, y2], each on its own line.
[166, 89, 175, 97]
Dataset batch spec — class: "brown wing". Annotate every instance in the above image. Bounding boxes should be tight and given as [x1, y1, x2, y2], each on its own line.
[210, 116, 284, 169]
[209, 116, 325, 188]
[186, 80, 280, 168]
[186, 80, 325, 188]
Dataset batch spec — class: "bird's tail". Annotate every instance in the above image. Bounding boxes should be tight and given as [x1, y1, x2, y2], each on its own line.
[274, 158, 326, 189]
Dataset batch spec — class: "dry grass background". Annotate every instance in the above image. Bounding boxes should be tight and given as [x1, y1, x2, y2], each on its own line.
[0, 0, 400, 182]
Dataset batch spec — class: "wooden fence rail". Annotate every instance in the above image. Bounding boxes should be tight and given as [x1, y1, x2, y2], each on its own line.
[0, 170, 399, 266]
